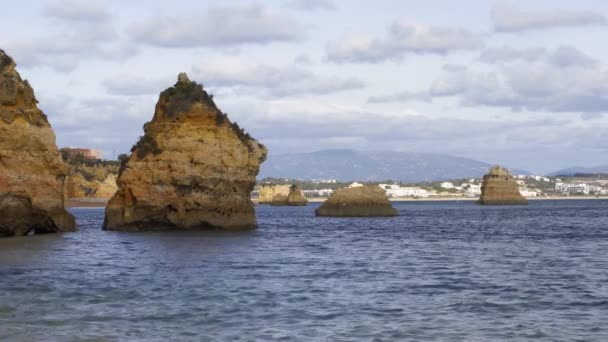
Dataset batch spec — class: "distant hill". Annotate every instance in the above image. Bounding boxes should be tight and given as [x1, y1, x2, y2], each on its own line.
[259, 149, 528, 182]
[549, 165, 608, 176]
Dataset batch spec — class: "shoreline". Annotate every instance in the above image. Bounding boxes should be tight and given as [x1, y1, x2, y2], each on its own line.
[66, 195, 608, 208]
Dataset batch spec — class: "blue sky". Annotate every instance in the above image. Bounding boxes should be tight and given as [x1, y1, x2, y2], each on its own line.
[1, 0, 608, 173]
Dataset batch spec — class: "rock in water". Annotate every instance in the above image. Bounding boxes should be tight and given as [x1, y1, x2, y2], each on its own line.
[271, 185, 308, 206]
[103, 73, 267, 231]
[258, 184, 291, 204]
[478, 166, 528, 205]
[0, 49, 75, 237]
[315, 185, 398, 217]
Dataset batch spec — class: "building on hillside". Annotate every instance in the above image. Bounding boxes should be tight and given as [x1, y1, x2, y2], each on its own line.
[378, 184, 434, 198]
[519, 188, 540, 197]
[302, 189, 334, 197]
[440, 182, 454, 189]
[60, 147, 103, 160]
[348, 182, 364, 188]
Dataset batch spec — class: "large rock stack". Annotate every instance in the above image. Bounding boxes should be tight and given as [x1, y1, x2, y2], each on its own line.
[315, 185, 398, 217]
[103, 73, 267, 231]
[478, 166, 528, 205]
[0, 49, 75, 237]
[271, 185, 308, 206]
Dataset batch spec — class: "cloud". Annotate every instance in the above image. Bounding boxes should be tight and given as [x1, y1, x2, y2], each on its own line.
[369, 46, 608, 114]
[129, 4, 302, 48]
[103, 76, 173, 96]
[191, 59, 365, 97]
[326, 19, 483, 63]
[479, 46, 547, 64]
[4, 2, 136, 73]
[479, 45, 597, 67]
[368, 91, 432, 103]
[492, 4, 607, 32]
[284, 0, 335, 11]
[43, 0, 110, 22]
[294, 53, 313, 65]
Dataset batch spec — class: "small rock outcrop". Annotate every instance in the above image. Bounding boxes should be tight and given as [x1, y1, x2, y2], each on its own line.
[0, 49, 75, 237]
[258, 184, 291, 204]
[271, 185, 308, 206]
[103, 73, 267, 231]
[315, 185, 398, 217]
[478, 166, 528, 205]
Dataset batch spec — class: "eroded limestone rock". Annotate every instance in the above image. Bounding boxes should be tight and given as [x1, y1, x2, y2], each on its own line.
[0, 49, 75, 237]
[271, 185, 308, 206]
[478, 166, 528, 205]
[103, 73, 267, 231]
[315, 185, 398, 217]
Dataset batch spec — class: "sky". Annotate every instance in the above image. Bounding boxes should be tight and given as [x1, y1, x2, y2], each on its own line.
[1, 0, 608, 174]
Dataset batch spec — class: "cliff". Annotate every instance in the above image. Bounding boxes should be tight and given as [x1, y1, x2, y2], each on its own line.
[478, 166, 528, 205]
[104, 73, 267, 231]
[271, 185, 308, 206]
[0, 49, 75, 237]
[64, 160, 119, 199]
[315, 185, 398, 217]
[258, 184, 291, 204]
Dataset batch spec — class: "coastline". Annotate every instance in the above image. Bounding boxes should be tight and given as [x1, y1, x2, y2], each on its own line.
[67, 195, 608, 208]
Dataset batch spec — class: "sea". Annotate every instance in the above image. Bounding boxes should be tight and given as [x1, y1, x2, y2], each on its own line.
[1, 200, 607, 341]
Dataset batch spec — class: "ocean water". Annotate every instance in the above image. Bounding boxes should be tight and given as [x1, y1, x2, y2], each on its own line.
[1, 200, 607, 341]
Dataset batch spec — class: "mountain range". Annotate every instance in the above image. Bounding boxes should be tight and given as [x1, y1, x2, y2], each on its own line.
[548, 165, 608, 176]
[259, 149, 529, 182]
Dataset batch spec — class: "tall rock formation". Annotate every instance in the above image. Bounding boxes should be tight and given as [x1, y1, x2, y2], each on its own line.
[0, 49, 75, 237]
[258, 184, 291, 204]
[478, 166, 528, 205]
[315, 185, 398, 217]
[271, 185, 308, 206]
[104, 73, 267, 231]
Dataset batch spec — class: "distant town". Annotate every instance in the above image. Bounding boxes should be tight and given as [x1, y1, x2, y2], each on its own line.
[259, 175, 608, 200]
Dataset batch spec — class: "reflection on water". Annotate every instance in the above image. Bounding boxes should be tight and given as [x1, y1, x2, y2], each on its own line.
[1, 201, 608, 341]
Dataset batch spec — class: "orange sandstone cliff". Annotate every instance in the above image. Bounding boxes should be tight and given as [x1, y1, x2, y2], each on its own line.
[103, 73, 267, 231]
[0, 49, 75, 237]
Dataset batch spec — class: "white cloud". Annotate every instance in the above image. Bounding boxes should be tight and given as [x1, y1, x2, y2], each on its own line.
[5, 3, 136, 73]
[43, 0, 110, 22]
[284, 0, 335, 11]
[129, 4, 302, 48]
[326, 19, 483, 63]
[492, 4, 607, 32]
[191, 59, 365, 97]
[370, 46, 608, 114]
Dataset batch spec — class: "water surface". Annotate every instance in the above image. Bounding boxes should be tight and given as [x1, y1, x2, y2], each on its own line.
[1, 200, 607, 341]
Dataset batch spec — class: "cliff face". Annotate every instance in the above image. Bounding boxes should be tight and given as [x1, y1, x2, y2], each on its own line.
[64, 162, 118, 199]
[271, 185, 308, 206]
[0, 49, 75, 237]
[315, 185, 398, 217]
[478, 166, 528, 205]
[104, 73, 267, 231]
[258, 184, 291, 204]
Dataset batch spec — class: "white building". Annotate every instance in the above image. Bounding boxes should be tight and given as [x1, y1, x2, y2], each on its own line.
[519, 188, 539, 197]
[378, 184, 434, 198]
[348, 182, 364, 188]
[440, 182, 455, 189]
